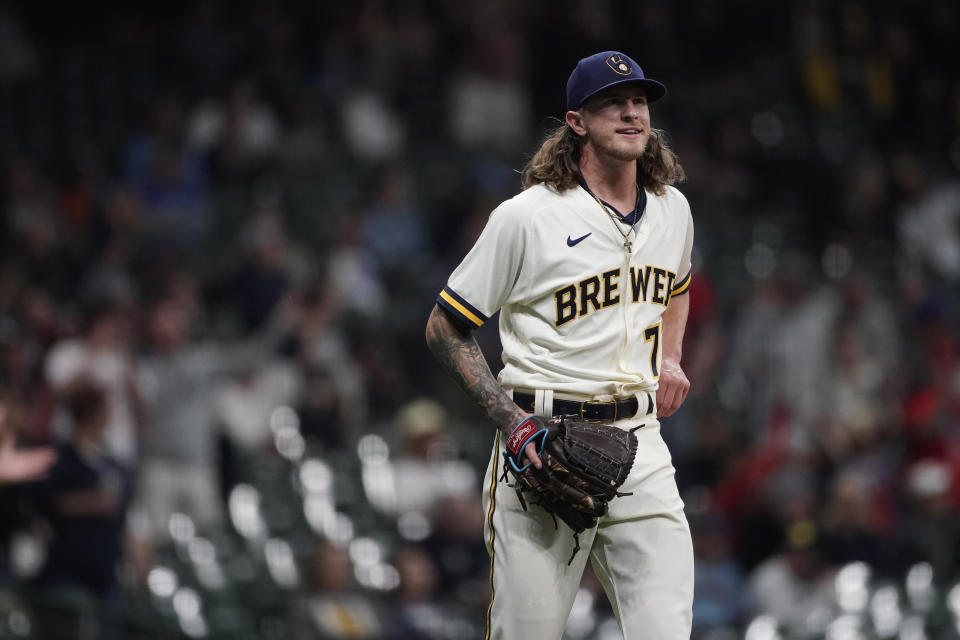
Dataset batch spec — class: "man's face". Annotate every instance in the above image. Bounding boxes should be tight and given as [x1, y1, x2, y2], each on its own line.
[575, 84, 651, 161]
[149, 300, 190, 351]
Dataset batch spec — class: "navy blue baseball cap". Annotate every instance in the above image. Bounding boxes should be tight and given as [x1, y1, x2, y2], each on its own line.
[566, 51, 667, 111]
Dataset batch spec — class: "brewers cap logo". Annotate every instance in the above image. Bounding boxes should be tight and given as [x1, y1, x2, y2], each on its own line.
[606, 55, 632, 76]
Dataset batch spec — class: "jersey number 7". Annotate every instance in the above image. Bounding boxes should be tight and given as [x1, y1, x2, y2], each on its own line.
[644, 322, 661, 379]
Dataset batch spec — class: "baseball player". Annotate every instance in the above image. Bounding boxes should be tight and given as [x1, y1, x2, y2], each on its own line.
[425, 51, 694, 639]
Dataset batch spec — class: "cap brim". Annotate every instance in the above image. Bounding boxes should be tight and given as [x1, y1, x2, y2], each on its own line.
[572, 78, 667, 110]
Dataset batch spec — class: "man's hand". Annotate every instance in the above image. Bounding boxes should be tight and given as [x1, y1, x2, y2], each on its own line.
[656, 358, 690, 418]
[0, 405, 55, 484]
[0, 439, 56, 484]
[504, 414, 545, 470]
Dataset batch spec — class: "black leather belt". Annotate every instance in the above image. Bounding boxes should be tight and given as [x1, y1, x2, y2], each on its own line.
[513, 392, 648, 422]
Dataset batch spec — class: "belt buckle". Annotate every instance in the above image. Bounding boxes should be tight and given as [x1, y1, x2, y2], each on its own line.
[580, 399, 617, 422]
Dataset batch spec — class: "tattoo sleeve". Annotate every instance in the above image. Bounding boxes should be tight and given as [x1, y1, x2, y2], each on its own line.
[425, 305, 527, 435]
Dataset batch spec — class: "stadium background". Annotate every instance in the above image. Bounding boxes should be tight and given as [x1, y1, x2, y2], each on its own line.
[0, 1, 958, 638]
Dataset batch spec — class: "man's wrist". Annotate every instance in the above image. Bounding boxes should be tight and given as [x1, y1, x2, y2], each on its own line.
[662, 355, 683, 369]
[505, 415, 543, 454]
[496, 407, 531, 437]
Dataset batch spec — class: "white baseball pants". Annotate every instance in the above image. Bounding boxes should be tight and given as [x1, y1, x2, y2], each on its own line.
[481, 422, 694, 639]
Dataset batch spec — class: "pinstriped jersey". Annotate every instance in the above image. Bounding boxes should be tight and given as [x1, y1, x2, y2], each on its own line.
[437, 182, 693, 399]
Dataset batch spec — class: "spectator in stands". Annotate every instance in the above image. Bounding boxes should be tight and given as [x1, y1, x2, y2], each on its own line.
[134, 285, 223, 542]
[721, 254, 815, 439]
[134, 275, 293, 543]
[895, 158, 960, 283]
[816, 322, 889, 462]
[214, 358, 301, 483]
[889, 459, 960, 584]
[186, 75, 281, 186]
[447, 5, 531, 154]
[45, 297, 141, 471]
[746, 519, 837, 638]
[35, 382, 130, 597]
[220, 207, 300, 332]
[360, 165, 430, 278]
[276, 87, 332, 176]
[296, 365, 348, 451]
[3, 160, 78, 300]
[388, 397, 477, 517]
[123, 93, 211, 250]
[291, 283, 368, 446]
[0, 395, 55, 587]
[289, 540, 382, 640]
[325, 214, 387, 321]
[422, 493, 488, 610]
[690, 511, 746, 636]
[382, 544, 446, 640]
[817, 468, 890, 572]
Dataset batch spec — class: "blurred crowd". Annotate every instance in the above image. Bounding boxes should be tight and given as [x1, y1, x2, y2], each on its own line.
[0, 1, 959, 639]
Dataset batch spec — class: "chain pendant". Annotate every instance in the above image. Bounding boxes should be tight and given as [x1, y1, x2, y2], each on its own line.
[587, 189, 636, 255]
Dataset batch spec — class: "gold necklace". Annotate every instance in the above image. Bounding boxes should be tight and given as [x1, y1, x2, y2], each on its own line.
[587, 185, 640, 253]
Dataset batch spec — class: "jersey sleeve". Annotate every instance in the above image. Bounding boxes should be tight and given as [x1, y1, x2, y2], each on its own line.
[436, 201, 526, 332]
[670, 195, 694, 299]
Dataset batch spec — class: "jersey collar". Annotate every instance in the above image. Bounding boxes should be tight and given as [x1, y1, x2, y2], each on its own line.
[578, 177, 647, 226]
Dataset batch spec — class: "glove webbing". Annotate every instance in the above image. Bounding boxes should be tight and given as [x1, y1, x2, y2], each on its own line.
[499, 464, 582, 565]
[499, 422, 644, 565]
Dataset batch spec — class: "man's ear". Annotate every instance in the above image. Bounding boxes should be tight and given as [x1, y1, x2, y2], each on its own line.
[565, 110, 587, 136]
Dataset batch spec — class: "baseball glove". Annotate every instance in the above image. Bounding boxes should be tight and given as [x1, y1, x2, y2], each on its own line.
[501, 414, 639, 563]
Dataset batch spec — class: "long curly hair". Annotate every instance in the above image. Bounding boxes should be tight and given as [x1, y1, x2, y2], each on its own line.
[520, 122, 685, 196]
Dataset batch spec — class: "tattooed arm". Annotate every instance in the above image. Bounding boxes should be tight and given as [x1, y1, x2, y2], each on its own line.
[425, 305, 541, 466]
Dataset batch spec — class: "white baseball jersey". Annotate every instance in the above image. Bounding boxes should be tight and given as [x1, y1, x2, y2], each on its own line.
[437, 182, 693, 401]
[443, 181, 697, 639]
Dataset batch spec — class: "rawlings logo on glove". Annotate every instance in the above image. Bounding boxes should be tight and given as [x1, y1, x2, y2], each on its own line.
[501, 414, 639, 563]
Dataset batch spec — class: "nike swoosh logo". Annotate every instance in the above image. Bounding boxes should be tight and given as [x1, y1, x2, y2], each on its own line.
[567, 232, 592, 247]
